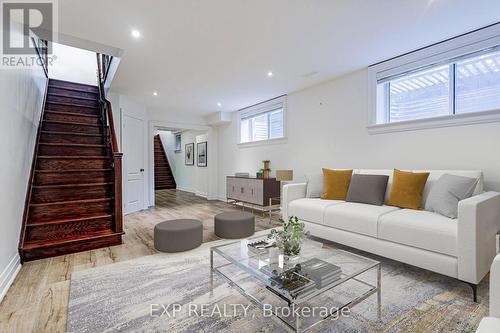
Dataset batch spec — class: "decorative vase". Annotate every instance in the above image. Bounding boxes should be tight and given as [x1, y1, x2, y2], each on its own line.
[263, 169, 270, 179]
[283, 253, 301, 267]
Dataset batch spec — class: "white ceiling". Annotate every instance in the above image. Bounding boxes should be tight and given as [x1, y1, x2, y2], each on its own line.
[57, 0, 500, 116]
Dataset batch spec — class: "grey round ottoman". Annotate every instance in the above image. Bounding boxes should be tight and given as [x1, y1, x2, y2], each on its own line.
[154, 219, 202, 252]
[215, 211, 255, 239]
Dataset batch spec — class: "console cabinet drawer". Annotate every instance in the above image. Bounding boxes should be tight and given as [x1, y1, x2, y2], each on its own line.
[226, 176, 280, 206]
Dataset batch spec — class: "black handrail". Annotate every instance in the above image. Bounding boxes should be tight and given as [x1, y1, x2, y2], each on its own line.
[31, 37, 48, 77]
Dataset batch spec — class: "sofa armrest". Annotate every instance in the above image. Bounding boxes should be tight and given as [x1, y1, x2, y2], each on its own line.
[282, 183, 307, 220]
[491, 254, 500, 318]
[457, 191, 500, 284]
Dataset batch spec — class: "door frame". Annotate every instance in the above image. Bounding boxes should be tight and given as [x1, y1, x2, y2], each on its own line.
[148, 120, 216, 207]
[123, 113, 146, 214]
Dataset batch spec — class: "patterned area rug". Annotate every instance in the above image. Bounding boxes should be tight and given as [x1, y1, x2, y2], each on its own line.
[68, 232, 489, 333]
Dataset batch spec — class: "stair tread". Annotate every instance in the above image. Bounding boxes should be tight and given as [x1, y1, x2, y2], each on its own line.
[49, 79, 98, 88]
[44, 110, 100, 118]
[30, 197, 113, 207]
[47, 93, 98, 102]
[43, 120, 100, 127]
[38, 155, 109, 159]
[39, 143, 106, 148]
[48, 85, 99, 94]
[33, 182, 113, 189]
[23, 230, 119, 249]
[45, 101, 98, 110]
[27, 213, 113, 227]
[41, 131, 103, 137]
[36, 168, 112, 173]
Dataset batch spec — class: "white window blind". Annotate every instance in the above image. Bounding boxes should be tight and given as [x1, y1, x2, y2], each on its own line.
[239, 96, 286, 144]
[368, 23, 500, 132]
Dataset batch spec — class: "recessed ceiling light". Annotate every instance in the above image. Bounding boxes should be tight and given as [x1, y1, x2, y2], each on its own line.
[131, 29, 141, 39]
[153, 91, 158, 96]
[217, 102, 222, 107]
[267, 71, 273, 77]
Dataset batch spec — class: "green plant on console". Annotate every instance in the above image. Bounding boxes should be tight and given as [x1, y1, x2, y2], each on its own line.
[270, 216, 309, 256]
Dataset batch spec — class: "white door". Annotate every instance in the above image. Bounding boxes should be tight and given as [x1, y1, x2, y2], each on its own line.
[123, 114, 144, 214]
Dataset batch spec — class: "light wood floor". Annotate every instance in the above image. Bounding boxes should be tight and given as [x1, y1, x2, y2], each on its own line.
[0, 189, 280, 333]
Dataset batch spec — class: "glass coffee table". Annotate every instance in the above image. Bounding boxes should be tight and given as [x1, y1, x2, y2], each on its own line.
[210, 235, 381, 332]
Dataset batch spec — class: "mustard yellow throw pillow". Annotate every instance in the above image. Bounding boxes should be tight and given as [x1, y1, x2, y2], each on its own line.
[321, 168, 353, 200]
[387, 169, 430, 209]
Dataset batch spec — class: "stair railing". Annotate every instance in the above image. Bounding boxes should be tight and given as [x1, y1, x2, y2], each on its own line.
[96, 53, 123, 234]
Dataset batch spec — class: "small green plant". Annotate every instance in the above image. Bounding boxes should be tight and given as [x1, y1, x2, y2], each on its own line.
[262, 160, 271, 163]
[270, 216, 309, 256]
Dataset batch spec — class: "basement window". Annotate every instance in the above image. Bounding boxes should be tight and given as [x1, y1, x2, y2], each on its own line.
[239, 95, 286, 145]
[368, 23, 500, 133]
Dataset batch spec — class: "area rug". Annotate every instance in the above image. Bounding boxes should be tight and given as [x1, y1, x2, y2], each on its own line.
[68, 233, 488, 333]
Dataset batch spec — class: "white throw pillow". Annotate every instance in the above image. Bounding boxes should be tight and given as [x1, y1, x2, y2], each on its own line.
[424, 174, 479, 219]
[305, 173, 323, 198]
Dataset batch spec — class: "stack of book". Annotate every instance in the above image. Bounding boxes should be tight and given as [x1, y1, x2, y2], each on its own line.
[298, 258, 342, 289]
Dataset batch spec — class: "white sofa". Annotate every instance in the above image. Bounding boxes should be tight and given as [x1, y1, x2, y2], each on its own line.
[476, 254, 500, 332]
[282, 169, 500, 300]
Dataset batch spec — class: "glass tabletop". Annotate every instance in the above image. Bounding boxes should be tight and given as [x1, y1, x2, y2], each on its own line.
[211, 234, 380, 303]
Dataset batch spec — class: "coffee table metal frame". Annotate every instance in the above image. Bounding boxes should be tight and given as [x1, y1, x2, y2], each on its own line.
[210, 236, 381, 333]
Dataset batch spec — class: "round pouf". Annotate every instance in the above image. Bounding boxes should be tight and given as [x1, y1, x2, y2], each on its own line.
[154, 219, 203, 253]
[214, 211, 255, 239]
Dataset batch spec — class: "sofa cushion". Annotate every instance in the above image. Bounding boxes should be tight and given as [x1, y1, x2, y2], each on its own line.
[321, 168, 353, 200]
[379, 209, 457, 256]
[324, 203, 400, 238]
[346, 174, 389, 206]
[413, 170, 484, 207]
[424, 174, 479, 218]
[288, 198, 344, 224]
[387, 169, 430, 209]
[305, 173, 323, 198]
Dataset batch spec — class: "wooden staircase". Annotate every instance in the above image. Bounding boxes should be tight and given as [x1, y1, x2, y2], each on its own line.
[154, 134, 176, 190]
[19, 75, 123, 261]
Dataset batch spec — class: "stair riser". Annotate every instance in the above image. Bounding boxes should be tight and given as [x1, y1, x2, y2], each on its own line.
[37, 158, 111, 170]
[41, 133, 103, 145]
[35, 170, 112, 186]
[43, 122, 102, 134]
[45, 102, 99, 115]
[47, 95, 98, 108]
[21, 234, 122, 261]
[48, 87, 98, 99]
[31, 184, 113, 204]
[39, 144, 108, 157]
[44, 112, 100, 125]
[49, 80, 99, 93]
[26, 217, 113, 241]
[30, 200, 113, 223]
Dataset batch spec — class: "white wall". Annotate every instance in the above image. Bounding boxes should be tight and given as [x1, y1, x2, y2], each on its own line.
[109, 94, 150, 213]
[217, 68, 500, 198]
[0, 35, 47, 298]
[159, 130, 209, 197]
[49, 43, 97, 85]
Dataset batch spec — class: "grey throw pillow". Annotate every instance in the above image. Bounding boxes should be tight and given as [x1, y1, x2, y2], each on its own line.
[305, 173, 323, 198]
[424, 174, 479, 219]
[346, 174, 389, 206]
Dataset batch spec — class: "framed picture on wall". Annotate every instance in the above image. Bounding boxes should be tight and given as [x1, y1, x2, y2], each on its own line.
[185, 143, 194, 165]
[197, 142, 207, 167]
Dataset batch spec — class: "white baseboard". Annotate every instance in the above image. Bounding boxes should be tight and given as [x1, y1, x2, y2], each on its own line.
[195, 191, 207, 198]
[176, 186, 195, 193]
[177, 187, 208, 199]
[0, 253, 21, 303]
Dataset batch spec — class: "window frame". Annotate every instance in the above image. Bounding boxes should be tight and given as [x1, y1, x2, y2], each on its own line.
[368, 23, 500, 134]
[174, 133, 182, 152]
[238, 95, 287, 147]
